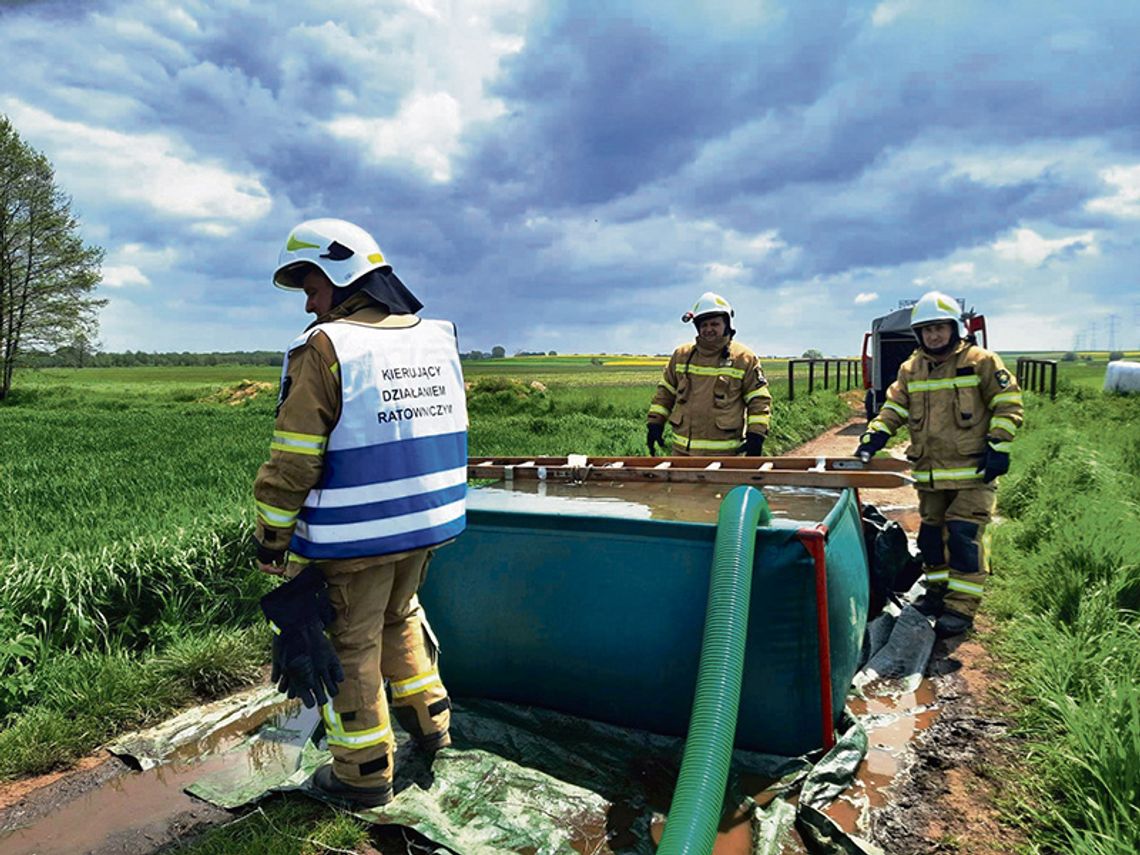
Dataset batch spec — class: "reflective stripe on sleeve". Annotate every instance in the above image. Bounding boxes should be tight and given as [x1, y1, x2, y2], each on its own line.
[648, 404, 670, 417]
[659, 379, 677, 395]
[989, 416, 1018, 436]
[883, 400, 909, 419]
[990, 391, 1023, 406]
[744, 387, 770, 402]
[867, 418, 893, 435]
[270, 430, 327, 457]
[256, 500, 299, 527]
[924, 569, 950, 583]
[747, 414, 771, 427]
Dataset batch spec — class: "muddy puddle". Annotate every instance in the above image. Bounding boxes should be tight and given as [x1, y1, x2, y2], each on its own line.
[471, 478, 841, 525]
[827, 679, 938, 838]
[640, 675, 938, 854]
[0, 701, 317, 855]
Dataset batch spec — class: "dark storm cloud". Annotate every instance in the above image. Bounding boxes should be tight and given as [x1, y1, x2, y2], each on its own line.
[468, 1, 860, 210]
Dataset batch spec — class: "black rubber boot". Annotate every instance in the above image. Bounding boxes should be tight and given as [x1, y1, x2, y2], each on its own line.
[934, 608, 974, 639]
[912, 589, 946, 619]
[392, 706, 451, 754]
[312, 764, 393, 808]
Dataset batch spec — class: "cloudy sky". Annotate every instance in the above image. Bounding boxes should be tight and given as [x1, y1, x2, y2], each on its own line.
[3, 0, 1139, 357]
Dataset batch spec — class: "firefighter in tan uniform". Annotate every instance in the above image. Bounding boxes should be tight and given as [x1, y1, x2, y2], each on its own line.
[647, 292, 772, 456]
[253, 218, 467, 808]
[856, 291, 1023, 638]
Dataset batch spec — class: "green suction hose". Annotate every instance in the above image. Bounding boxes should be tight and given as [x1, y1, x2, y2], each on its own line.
[658, 485, 771, 855]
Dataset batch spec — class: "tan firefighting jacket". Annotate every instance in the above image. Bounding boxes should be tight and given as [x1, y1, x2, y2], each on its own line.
[868, 340, 1023, 489]
[647, 336, 772, 453]
[253, 292, 419, 561]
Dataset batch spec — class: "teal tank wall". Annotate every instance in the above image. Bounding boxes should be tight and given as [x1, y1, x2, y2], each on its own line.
[420, 484, 869, 756]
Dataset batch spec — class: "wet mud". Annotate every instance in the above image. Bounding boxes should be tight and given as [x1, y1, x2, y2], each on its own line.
[0, 700, 312, 855]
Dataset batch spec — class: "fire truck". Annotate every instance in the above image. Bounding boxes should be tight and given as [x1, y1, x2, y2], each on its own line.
[860, 300, 987, 420]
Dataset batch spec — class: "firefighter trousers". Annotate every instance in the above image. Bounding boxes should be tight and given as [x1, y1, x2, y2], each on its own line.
[313, 547, 452, 788]
[916, 487, 995, 619]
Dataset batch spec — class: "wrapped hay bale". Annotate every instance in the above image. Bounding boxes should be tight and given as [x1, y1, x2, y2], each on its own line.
[1104, 360, 1140, 393]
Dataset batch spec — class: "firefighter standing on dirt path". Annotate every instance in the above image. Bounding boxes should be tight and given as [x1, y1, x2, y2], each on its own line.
[855, 290, 1023, 638]
[252, 218, 468, 808]
[646, 292, 772, 456]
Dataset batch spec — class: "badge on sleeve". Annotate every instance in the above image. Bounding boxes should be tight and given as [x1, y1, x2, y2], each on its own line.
[995, 369, 1011, 389]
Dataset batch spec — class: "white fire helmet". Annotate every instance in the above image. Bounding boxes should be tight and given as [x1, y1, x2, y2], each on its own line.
[910, 290, 963, 338]
[681, 291, 735, 325]
[273, 219, 391, 291]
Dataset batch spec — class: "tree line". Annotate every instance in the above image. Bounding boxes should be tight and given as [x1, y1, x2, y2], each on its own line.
[22, 345, 561, 369]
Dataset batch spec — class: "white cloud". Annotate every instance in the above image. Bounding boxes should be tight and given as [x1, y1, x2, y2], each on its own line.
[327, 92, 465, 182]
[855, 292, 878, 304]
[1086, 164, 1140, 218]
[705, 261, 747, 282]
[100, 265, 150, 288]
[991, 228, 1096, 266]
[2, 99, 271, 224]
[871, 1, 914, 27]
[99, 242, 179, 289]
[318, 1, 531, 182]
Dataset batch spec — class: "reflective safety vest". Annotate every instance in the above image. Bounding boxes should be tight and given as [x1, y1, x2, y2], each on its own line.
[285, 318, 468, 559]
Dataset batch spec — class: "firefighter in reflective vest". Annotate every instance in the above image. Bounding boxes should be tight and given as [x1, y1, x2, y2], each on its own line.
[647, 292, 772, 456]
[253, 218, 467, 808]
[855, 291, 1023, 638]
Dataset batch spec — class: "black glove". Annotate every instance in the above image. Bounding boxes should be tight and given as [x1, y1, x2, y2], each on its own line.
[744, 433, 765, 457]
[855, 430, 890, 463]
[647, 422, 665, 455]
[975, 439, 1010, 484]
[261, 566, 344, 708]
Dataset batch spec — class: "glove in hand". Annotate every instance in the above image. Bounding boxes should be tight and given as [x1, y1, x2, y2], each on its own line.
[261, 566, 344, 708]
[647, 422, 665, 455]
[975, 440, 1010, 484]
[855, 430, 890, 463]
[744, 433, 765, 457]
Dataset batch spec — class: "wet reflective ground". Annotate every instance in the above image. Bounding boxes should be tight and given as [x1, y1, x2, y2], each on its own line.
[0, 701, 318, 855]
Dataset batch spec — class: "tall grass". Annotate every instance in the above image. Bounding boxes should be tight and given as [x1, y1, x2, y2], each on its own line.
[986, 386, 1140, 855]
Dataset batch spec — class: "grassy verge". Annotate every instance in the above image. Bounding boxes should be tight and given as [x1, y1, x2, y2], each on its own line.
[985, 382, 1140, 855]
